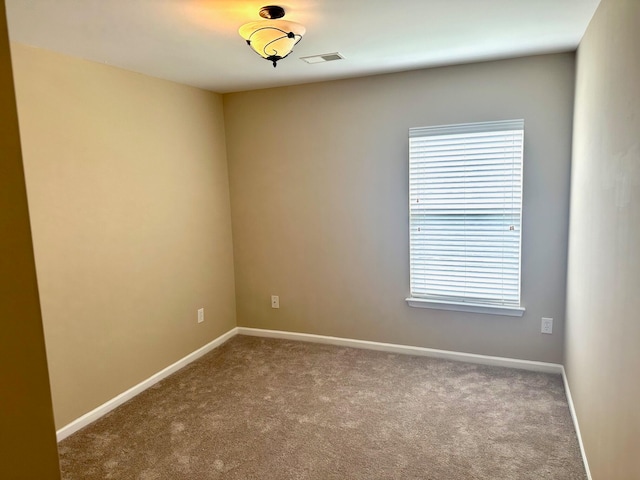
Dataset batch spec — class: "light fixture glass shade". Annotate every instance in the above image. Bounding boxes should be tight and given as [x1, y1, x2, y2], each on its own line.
[239, 20, 306, 67]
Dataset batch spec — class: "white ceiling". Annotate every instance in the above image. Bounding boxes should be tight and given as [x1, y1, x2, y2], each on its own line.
[5, 0, 600, 94]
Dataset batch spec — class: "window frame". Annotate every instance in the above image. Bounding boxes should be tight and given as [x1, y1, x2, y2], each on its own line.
[405, 120, 526, 317]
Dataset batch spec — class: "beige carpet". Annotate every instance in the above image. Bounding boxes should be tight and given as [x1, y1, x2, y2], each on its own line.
[58, 335, 586, 479]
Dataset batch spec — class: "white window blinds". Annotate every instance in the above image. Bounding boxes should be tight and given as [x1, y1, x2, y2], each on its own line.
[409, 120, 524, 307]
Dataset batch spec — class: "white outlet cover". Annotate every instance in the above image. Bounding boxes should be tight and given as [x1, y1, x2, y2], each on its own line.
[541, 317, 553, 334]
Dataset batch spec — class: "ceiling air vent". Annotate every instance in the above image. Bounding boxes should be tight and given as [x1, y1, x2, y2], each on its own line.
[300, 52, 344, 64]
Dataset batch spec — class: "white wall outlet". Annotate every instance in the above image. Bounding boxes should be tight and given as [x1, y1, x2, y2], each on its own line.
[541, 317, 553, 334]
[271, 295, 279, 309]
[198, 307, 204, 323]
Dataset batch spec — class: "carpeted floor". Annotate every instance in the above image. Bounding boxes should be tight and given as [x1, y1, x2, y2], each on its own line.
[58, 335, 586, 479]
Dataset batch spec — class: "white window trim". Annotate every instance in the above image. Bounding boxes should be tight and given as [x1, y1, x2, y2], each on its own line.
[405, 297, 525, 317]
[408, 119, 525, 314]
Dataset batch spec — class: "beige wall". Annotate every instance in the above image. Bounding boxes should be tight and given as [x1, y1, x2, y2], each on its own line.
[0, 2, 60, 477]
[565, 0, 640, 478]
[224, 53, 575, 363]
[11, 44, 236, 429]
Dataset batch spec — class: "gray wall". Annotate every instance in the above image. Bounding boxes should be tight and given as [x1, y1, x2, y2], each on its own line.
[224, 53, 575, 363]
[565, 0, 640, 478]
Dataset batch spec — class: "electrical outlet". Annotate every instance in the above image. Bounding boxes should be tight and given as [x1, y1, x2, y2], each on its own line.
[198, 308, 204, 323]
[541, 317, 553, 334]
[271, 295, 279, 309]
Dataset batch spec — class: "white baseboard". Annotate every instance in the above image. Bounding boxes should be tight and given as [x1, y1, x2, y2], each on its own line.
[236, 327, 564, 374]
[562, 367, 592, 480]
[57, 325, 570, 450]
[56, 327, 238, 442]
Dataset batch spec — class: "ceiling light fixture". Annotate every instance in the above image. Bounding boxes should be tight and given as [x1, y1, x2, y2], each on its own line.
[238, 5, 305, 68]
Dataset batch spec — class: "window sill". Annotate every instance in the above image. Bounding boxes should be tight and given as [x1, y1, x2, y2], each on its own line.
[405, 298, 525, 317]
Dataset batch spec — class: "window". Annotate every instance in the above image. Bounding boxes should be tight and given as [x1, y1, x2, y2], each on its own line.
[406, 120, 525, 316]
